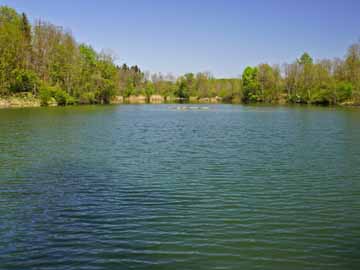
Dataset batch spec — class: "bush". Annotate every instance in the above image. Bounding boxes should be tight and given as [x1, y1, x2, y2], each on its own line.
[39, 85, 53, 106]
[134, 87, 146, 97]
[247, 93, 261, 102]
[95, 79, 116, 104]
[79, 92, 96, 104]
[53, 88, 69, 106]
[10, 69, 39, 93]
[311, 88, 335, 105]
[39, 84, 74, 106]
[336, 82, 352, 102]
[66, 96, 77, 105]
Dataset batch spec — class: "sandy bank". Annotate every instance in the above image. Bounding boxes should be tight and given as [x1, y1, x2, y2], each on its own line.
[0, 93, 41, 108]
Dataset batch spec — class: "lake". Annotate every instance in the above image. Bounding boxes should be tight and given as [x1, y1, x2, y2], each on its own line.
[0, 104, 360, 269]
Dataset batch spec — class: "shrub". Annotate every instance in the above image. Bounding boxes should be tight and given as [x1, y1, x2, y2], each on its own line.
[53, 88, 69, 106]
[10, 69, 39, 93]
[248, 93, 261, 102]
[79, 92, 96, 104]
[39, 85, 53, 106]
[95, 79, 116, 104]
[66, 95, 77, 105]
[336, 82, 352, 102]
[311, 88, 335, 105]
[39, 84, 73, 106]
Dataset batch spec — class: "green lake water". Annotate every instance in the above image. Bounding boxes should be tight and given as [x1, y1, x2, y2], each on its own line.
[0, 104, 359, 269]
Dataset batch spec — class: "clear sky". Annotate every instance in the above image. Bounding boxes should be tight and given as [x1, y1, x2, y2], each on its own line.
[2, 0, 360, 78]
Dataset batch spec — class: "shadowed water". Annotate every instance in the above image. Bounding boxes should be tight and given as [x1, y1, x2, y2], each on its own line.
[0, 104, 360, 269]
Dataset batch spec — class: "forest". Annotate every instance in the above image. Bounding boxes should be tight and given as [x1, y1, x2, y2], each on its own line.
[1, 6, 360, 106]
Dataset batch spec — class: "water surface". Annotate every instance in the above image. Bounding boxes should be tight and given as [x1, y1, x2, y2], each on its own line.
[1, 104, 360, 269]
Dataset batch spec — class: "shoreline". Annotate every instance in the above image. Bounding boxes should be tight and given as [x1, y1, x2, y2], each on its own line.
[1, 94, 359, 109]
[0, 93, 41, 109]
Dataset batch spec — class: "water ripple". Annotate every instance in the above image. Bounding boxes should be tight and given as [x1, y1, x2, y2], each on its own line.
[1, 105, 360, 269]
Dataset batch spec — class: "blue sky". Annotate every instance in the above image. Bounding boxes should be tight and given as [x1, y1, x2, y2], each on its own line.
[2, 0, 360, 77]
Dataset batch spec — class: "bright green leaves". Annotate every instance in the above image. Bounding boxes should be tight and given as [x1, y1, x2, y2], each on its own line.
[242, 66, 259, 102]
[10, 69, 39, 93]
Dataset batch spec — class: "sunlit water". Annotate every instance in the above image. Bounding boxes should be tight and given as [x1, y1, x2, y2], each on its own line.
[1, 104, 360, 269]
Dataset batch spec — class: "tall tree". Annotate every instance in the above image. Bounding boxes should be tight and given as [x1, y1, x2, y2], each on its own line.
[242, 66, 259, 102]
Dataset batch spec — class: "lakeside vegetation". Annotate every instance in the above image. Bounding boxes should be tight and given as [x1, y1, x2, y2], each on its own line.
[1, 6, 360, 107]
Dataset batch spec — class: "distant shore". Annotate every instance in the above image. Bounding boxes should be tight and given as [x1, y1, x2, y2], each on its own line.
[1, 93, 359, 109]
[2, 6, 360, 111]
[0, 94, 226, 108]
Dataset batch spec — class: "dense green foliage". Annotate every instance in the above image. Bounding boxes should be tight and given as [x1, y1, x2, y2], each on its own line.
[1, 6, 360, 105]
[0, 6, 119, 105]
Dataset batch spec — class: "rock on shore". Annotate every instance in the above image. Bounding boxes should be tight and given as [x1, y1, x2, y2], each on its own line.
[149, 94, 164, 103]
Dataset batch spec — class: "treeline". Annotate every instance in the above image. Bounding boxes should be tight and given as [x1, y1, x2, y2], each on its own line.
[241, 51, 360, 105]
[0, 6, 120, 105]
[1, 6, 360, 105]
